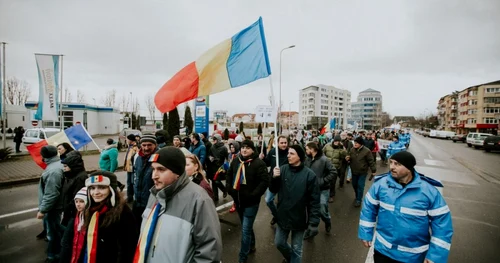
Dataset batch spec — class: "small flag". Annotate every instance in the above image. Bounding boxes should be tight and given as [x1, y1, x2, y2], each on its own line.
[155, 17, 271, 113]
[27, 124, 94, 168]
[149, 154, 159, 162]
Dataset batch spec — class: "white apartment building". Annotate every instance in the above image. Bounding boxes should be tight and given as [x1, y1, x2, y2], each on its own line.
[351, 89, 383, 130]
[299, 85, 351, 130]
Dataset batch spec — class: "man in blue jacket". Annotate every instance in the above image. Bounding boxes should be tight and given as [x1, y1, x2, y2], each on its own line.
[386, 135, 406, 159]
[358, 151, 453, 263]
[189, 133, 206, 165]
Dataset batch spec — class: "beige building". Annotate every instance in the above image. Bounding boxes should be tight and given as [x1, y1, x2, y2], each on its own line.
[279, 111, 299, 129]
[438, 80, 500, 134]
[231, 113, 256, 123]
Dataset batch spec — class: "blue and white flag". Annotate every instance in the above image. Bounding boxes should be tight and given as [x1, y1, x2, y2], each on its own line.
[34, 54, 60, 121]
[330, 119, 336, 130]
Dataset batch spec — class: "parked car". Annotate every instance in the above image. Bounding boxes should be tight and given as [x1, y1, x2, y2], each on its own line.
[436, 131, 456, 140]
[118, 129, 142, 147]
[451, 134, 466, 143]
[22, 128, 61, 145]
[466, 133, 493, 149]
[483, 136, 500, 152]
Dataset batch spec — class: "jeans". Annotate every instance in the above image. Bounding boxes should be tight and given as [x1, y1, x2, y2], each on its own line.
[351, 173, 367, 202]
[319, 190, 331, 224]
[126, 172, 134, 201]
[237, 204, 259, 262]
[379, 150, 387, 162]
[275, 225, 305, 263]
[265, 189, 277, 218]
[43, 211, 64, 259]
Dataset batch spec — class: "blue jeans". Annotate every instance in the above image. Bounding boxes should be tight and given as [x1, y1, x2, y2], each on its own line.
[352, 174, 367, 202]
[237, 204, 259, 262]
[126, 172, 134, 201]
[275, 225, 305, 263]
[43, 211, 64, 259]
[319, 190, 331, 224]
[265, 189, 277, 218]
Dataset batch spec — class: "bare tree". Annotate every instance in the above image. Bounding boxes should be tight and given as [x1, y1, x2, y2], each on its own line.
[5, 77, 31, 105]
[118, 94, 131, 113]
[64, 86, 72, 102]
[145, 94, 156, 125]
[101, 89, 117, 107]
[76, 90, 86, 103]
[133, 98, 140, 115]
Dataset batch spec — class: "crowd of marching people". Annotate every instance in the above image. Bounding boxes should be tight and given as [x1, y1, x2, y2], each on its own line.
[34, 126, 453, 263]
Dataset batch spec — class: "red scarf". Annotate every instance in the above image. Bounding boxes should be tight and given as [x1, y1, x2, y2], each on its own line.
[71, 212, 86, 263]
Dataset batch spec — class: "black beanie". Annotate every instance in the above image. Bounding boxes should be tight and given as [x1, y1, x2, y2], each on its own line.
[333, 135, 342, 142]
[241, 139, 256, 152]
[354, 136, 365, 146]
[41, 145, 58, 159]
[390, 151, 416, 171]
[289, 144, 306, 162]
[127, 134, 136, 142]
[151, 146, 186, 176]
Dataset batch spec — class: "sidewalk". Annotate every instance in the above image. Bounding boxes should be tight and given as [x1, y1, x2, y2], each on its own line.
[0, 151, 126, 187]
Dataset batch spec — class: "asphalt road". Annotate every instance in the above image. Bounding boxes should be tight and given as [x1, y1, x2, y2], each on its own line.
[0, 133, 499, 262]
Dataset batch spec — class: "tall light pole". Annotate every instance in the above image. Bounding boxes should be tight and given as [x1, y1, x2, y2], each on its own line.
[289, 101, 294, 130]
[1, 42, 6, 148]
[278, 45, 296, 134]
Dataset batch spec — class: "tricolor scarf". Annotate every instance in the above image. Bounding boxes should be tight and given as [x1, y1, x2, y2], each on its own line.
[232, 157, 253, 190]
[133, 202, 162, 263]
[213, 162, 229, 181]
[85, 205, 109, 263]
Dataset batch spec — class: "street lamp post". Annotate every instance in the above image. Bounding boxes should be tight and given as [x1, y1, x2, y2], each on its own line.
[289, 101, 294, 130]
[278, 45, 296, 134]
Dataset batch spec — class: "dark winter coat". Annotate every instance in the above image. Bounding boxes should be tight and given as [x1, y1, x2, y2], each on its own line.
[84, 204, 138, 263]
[14, 128, 24, 143]
[364, 138, 376, 151]
[226, 153, 269, 209]
[189, 141, 207, 166]
[61, 152, 88, 226]
[348, 145, 376, 175]
[264, 147, 289, 175]
[269, 163, 320, 231]
[206, 142, 228, 180]
[304, 152, 336, 190]
[134, 150, 156, 208]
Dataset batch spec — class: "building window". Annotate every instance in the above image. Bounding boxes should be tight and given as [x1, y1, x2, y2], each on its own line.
[484, 107, 500, 114]
[485, 87, 500, 93]
[484, 97, 500, 104]
[467, 118, 477, 124]
[468, 90, 478, 96]
[483, 118, 499, 124]
[468, 100, 477, 105]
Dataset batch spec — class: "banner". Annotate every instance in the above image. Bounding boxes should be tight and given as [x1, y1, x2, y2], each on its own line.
[34, 54, 60, 121]
[255, 105, 277, 123]
[194, 96, 209, 134]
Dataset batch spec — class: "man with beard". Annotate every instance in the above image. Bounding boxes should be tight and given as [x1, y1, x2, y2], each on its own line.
[133, 134, 158, 227]
[226, 140, 269, 263]
[260, 135, 289, 226]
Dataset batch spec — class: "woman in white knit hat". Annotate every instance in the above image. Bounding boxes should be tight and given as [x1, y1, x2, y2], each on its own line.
[60, 187, 88, 263]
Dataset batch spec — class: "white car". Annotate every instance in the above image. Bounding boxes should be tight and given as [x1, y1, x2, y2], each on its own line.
[22, 128, 61, 145]
[466, 133, 493, 149]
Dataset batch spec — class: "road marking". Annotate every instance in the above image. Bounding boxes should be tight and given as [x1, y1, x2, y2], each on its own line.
[423, 159, 446, 167]
[452, 216, 499, 229]
[0, 208, 38, 220]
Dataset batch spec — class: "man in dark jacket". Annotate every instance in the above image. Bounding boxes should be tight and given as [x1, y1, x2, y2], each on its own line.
[133, 134, 158, 228]
[346, 136, 376, 207]
[60, 151, 88, 226]
[13, 126, 24, 153]
[36, 145, 64, 263]
[271, 145, 320, 263]
[260, 135, 289, 226]
[190, 133, 206, 165]
[226, 140, 269, 263]
[207, 134, 228, 201]
[305, 142, 336, 233]
[363, 132, 376, 152]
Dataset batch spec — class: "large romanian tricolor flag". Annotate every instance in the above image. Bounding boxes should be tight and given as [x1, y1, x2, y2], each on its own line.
[155, 17, 271, 113]
[27, 124, 93, 169]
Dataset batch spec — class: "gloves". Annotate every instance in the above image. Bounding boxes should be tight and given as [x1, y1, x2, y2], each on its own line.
[303, 225, 319, 240]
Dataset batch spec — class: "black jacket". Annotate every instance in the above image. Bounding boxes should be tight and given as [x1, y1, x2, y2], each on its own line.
[364, 138, 376, 151]
[348, 145, 376, 175]
[264, 147, 289, 174]
[226, 153, 269, 208]
[61, 152, 88, 226]
[270, 163, 320, 231]
[207, 142, 228, 180]
[304, 152, 337, 190]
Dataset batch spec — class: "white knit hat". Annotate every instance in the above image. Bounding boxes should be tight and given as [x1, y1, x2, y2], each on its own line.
[74, 187, 88, 205]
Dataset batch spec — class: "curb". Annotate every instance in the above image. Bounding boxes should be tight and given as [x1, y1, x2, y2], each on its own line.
[0, 166, 125, 189]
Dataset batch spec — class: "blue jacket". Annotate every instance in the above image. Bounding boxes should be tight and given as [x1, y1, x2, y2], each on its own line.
[133, 152, 155, 207]
[386, 141, 406, 158]
[399, 133, 410, 145]
[38, 156, 64, 213]
[358, 172, 453, 263]
[189, 141, 206, 165]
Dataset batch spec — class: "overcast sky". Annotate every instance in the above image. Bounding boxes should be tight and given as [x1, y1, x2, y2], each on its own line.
[1, 0, 499, 118]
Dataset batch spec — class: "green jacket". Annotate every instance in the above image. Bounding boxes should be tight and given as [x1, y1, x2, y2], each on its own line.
[38, 156, 64, 213]
[99, 143, 119, 172]
[323, 144, 347, 169]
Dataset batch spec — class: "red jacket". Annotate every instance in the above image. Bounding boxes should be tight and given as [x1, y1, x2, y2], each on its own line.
[372, 141, 380, 153]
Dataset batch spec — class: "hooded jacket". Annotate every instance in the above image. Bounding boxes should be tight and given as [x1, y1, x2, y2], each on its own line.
[269, 163, 320, 230]
[99, 143, 119, 172]
[323, 143, 347, 169]
[226, 152, 269, 209]
[359, 172, 453, 263]
[38, 156, 64, 213]
[304, 151, 336, 190]
[348, 145, 376, 175]
[140, 173, 222, 262]
[61, 152, 88, 226]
